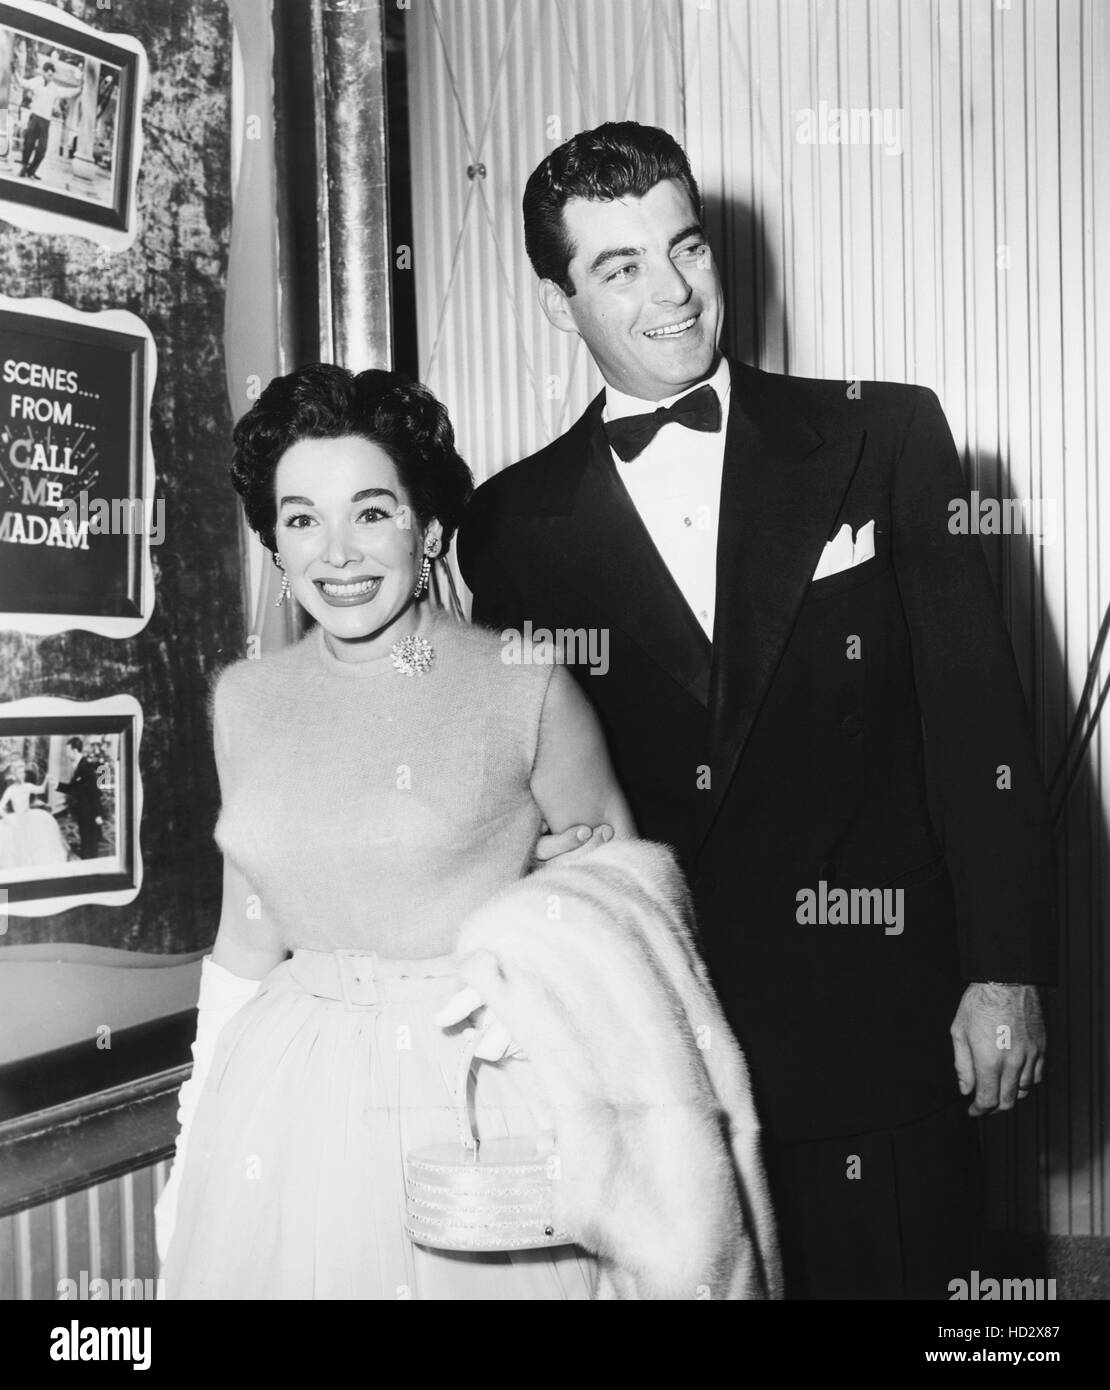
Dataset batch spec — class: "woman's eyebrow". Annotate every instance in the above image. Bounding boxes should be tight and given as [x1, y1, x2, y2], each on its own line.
[278, 488, 398, 506]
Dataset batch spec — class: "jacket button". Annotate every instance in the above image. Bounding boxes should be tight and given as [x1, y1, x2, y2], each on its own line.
[841, 714, 862, 737]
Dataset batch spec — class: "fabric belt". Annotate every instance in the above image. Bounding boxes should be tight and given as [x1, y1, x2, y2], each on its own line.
[287, 947, 459, 1009]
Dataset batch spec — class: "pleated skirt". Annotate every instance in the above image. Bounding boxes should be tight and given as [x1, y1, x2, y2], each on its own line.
[162, 949, 597, 1300]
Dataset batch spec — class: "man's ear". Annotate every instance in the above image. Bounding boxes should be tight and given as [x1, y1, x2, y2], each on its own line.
[538, 278, 579, 336]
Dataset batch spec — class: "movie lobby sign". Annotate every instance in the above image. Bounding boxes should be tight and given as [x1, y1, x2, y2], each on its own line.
[0, 296, 157, 638]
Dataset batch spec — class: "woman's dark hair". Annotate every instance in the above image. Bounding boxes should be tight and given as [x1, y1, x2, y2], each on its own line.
[523, 121, 703, 296]
[229, 365, 473, 557]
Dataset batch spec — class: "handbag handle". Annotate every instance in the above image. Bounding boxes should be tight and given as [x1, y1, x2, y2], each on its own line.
[450, 1024, 554, 1157]
[451, 1024, 489, 1154]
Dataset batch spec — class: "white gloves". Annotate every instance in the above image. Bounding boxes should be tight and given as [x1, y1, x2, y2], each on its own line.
[433, 985, 524, 1061]
[154, 956, 261, 1266]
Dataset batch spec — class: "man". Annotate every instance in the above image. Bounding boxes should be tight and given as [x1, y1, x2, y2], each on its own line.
[57, 736, 104, 860]
[458, 122, 1057, 1299]
[19, 58, 81, 182]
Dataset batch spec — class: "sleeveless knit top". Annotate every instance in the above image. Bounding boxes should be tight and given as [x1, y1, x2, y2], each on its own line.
[212, 613, 556, 958]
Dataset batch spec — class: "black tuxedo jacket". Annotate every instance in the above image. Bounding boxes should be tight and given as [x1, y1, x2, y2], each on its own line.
[58, 757, 103, 830]
[458, 359, 1057, 1143]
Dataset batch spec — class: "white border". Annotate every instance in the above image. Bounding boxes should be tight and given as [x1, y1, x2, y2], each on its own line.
[0, 692, 142, 917]
[0, 294, 158, 638]
[0, 0, 147, 252]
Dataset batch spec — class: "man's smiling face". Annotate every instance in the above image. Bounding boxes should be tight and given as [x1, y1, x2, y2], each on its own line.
[542, 177, 724, 402]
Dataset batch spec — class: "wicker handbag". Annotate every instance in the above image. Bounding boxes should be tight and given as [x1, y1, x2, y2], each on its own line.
[404, 1027, 573, 1252]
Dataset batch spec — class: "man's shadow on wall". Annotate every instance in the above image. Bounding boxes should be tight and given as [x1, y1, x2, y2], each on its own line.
[711, 191, 1108, 1292]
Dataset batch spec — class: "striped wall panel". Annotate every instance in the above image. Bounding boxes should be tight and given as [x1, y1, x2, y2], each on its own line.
[0, 1161, 167, 1301]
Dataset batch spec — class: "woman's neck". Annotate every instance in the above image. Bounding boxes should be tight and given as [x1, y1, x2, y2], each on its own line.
[320, 600, 433, 665]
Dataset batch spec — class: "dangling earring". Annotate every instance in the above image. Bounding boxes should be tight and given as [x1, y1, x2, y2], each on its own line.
[412, 553, 431, 601]
[413, 536, 441, 601]
[274, 557, 291, 608]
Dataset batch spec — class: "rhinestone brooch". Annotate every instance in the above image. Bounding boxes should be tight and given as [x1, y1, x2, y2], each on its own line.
[390, 634, 435, 677]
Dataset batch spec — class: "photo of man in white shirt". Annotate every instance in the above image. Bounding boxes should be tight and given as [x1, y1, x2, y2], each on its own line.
[19, 58, 82, 182]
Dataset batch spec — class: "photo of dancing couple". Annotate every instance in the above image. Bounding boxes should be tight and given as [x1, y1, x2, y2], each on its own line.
[0, 728, 119, 881]
[156, 122, 1054, 1303]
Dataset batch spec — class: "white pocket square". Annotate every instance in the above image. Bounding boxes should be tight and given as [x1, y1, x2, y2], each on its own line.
[811, 520, 876, 582]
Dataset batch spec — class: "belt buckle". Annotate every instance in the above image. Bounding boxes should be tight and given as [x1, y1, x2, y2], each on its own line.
[334, 951, 381, 1009]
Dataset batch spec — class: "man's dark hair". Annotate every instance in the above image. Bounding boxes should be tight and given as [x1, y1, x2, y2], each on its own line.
[66, 737, 83, 752]
[230, 364, 473, 558]
[522, 121, 703, 295]
[42, 61, 55, 74]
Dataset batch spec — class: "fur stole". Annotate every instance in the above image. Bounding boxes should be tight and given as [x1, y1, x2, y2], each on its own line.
[452, 838, 782, 1300]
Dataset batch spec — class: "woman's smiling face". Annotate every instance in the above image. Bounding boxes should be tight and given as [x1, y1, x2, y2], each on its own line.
[274, 435, 440, 652]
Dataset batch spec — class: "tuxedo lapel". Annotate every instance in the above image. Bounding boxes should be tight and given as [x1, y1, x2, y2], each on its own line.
[693, 364, 866, 852]
[547, 410, 712, 705]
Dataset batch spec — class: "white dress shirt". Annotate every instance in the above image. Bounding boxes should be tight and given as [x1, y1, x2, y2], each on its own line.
[603, 357, 730, 640]
[28, 77, 68, 120]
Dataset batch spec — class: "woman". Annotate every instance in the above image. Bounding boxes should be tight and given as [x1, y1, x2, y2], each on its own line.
[158, 365, 636, 1299]
[0, 761, 69, 871]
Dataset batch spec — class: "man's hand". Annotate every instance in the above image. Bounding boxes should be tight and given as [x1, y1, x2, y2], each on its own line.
[950, 982, 1045, 1116]
[532, 821, 614, 867]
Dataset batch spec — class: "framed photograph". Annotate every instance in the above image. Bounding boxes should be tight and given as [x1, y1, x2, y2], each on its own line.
[0, 0, 146, 251]
[0, 694, 142, 917]
[0, 296, 157, 638]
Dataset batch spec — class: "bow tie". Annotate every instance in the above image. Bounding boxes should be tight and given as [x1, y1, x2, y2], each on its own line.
[604, 382, 722, 462]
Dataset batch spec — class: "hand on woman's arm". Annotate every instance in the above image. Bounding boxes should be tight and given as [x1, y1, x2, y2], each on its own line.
[533, 821, 615, 864]
[529, 666, 636, 847]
